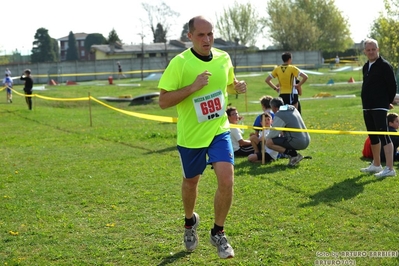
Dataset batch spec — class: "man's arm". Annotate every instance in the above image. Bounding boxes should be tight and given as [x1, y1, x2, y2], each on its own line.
[296, 72, 308, 87]
[159, 70, 211, 109]
[265, 75, 278, 91]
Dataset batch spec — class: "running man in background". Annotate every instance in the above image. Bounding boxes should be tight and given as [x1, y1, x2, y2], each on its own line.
[117, 62, 126, 79]
[265, 52, 308, 111]
[158, 15, 247, 259]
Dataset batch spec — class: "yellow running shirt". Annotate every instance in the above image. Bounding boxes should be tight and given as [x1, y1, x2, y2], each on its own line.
[158, 48, 235, 148]
[270, 64, 301, 94]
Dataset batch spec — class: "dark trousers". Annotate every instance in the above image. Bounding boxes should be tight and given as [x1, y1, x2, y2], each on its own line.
[25, 91, 32, 110]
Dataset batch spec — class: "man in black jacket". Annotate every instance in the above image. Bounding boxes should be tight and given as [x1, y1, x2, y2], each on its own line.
[360, 38, 397, 178]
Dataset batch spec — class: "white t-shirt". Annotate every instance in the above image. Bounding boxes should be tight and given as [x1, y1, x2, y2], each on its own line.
[259, 129, 279, 159]
[230, 127, 243, 152]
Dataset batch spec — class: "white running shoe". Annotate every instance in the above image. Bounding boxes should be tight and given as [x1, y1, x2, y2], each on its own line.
[360, 164, 383, 173]
[375, 167, 396, 178]
[210, 230, 235, 259]
[183, 212, 199, 252]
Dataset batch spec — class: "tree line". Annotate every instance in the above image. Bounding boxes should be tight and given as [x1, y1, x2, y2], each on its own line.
[16, 0, 399, 70]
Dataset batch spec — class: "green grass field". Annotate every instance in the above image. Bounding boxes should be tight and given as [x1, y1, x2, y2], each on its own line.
[1, 68, 398, 265]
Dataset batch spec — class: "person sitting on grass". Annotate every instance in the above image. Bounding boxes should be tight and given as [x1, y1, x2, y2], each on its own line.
[226, 106, 254, 157]
[251, 95, 274, 137]
[248, 112, 278, 163]
[363, 112, 399, 162]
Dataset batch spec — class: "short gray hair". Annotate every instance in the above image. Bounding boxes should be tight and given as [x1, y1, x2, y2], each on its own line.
[364, 38, 379, 49]
[270, 97, 284, 108]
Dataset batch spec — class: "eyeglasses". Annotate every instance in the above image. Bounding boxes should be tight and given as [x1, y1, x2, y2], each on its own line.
[230, 113, 239, 116]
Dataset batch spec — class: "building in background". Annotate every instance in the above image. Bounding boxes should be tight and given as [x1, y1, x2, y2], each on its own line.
[58, 33, 89, 61]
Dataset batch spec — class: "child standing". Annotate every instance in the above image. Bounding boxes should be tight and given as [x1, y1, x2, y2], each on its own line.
[20, 69, 33, 110]
[2, 73, 13, 103]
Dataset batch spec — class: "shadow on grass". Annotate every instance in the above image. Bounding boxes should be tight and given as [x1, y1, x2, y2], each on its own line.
[156, 250, 192, 266]
[291, 175, 382, 207]
[234, 157, 302, 176]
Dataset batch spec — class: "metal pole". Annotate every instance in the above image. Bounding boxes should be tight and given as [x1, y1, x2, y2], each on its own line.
[88, 92, 92, 127]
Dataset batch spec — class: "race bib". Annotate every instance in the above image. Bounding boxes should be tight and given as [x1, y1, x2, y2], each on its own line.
[193, 90, 225, 123]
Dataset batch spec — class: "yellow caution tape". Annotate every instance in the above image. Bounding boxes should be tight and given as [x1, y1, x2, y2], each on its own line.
[6, 88, 399, 136]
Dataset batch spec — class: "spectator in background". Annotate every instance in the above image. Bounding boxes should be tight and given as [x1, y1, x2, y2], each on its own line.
[265, 52, 308, 111]
[248, 112, 279, 163]
[335, 55, 340, 67]
[226, 106, 254, 157]
[363, 112, 399, 162]
[20, 69, 33, 110]
[360, 38, 397, 178]
[3, 73, 13, 103]
[252, 95, 274, 137]
[381, 112, 399, 162]
[5, 68, 11, 76]
[265, 97, 310, 166]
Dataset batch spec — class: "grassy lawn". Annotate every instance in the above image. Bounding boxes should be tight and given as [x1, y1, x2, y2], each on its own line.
[1, 68, 398, 265]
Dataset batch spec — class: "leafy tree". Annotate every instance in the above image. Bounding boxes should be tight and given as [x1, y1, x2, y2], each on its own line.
[31, 27, 58, 63]
[216, 1, 262, 47]
[265, 0, 352, 52]
[51, 38, 60, 62]
[154, 23, 167, 43]
[142, 1, 179, 43]
[370, 0, 399, 70]
[107, 28, 122, 44]
[66, 31, 79, 61]
[180, 23, 189, 42]
[296, 0, 353, 52]
[84, 33, 106, 52]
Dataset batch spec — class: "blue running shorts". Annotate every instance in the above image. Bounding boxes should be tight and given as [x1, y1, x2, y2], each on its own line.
[177, 132, 234, 178]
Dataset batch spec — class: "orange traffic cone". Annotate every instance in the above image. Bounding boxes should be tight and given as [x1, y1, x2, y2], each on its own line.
[348, 77, 355, 83]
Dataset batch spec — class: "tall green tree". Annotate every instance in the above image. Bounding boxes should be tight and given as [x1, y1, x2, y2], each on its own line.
[216, 1, 262, 47]
[265, 0, 352, 52]
[31, 27, 58, 63]
[84, 33, 106, 52]
[180, 23, 190, 42]
[154, 23, 167, 43]
[296, 0, 353, 52]
[265, 1, 319, 50]
[370, 0, 399, 70]
[142, 1, 179, 43]
[51, 38, 60, 62]
[107, 28, 121, 44]
[66, 31, 79, 61]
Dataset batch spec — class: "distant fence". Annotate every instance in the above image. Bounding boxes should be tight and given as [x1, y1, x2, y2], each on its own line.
[5, 50, 322, 85]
